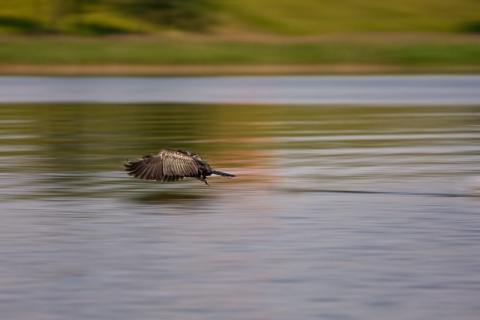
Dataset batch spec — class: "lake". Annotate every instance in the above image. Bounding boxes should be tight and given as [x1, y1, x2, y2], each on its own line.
[1, 75, 480, 105]
[0, 77, 479, 320]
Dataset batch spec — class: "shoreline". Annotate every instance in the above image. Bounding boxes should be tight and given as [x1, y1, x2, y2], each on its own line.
[1, 64, 479, 76]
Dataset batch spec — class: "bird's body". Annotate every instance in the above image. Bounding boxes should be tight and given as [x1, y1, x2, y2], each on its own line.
[124, 149, 235, 185]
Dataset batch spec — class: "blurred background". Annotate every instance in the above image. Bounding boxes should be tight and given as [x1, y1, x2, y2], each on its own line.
[1, 0, 479, 35]
[0, 1, 480, 320]
[0, 0, 479, 74]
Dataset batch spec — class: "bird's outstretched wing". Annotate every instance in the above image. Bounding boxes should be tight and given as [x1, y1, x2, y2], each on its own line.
[124, 149, 200, 182]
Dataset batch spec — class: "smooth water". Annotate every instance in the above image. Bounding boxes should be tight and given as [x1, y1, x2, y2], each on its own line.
[1, 75, 480, 105]
[1, 103, 479, 320]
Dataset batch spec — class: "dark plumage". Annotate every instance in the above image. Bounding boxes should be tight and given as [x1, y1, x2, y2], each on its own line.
[124, 149, 235, 185]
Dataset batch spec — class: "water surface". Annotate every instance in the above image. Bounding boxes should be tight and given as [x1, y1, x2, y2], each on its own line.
[1, 75, 480, 105]
[0, 103, 479, 320]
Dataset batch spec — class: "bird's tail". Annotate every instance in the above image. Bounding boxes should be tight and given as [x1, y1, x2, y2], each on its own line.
[211, 170, 235, 178]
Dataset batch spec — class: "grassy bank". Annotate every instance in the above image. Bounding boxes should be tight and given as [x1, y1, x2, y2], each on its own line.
[0, 1, 479, 75]
[1, 0, 479, 35]
[0, 34, 479, 75]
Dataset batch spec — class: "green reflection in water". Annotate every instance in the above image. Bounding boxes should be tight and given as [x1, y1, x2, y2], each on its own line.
[1, 103, 479, 202]
[0, 103, 478, 174]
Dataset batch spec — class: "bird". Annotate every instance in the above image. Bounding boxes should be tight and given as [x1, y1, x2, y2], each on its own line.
[124, 149, 235, 185]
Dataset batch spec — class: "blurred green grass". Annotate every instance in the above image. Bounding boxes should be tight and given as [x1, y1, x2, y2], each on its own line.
[0, 36, 478, 67]
[1, 0, 479, 35]
[0, 0, 479, 74]
[221, 0, 480, 34]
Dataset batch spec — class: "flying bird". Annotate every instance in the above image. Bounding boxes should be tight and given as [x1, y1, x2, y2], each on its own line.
[124, 149, 235, 185]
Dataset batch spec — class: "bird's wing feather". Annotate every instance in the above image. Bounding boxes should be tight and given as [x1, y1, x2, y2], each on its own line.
[124, 149, 200, 181]
[125, 154, 164, 180]
[161, 150, 199, 178]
